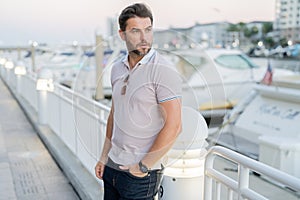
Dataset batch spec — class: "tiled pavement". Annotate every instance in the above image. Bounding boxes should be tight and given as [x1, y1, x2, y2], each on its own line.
[0, 78, 80, 200]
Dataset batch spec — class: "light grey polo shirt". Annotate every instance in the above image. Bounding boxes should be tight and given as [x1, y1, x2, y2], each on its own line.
[108, 49, 182, 169]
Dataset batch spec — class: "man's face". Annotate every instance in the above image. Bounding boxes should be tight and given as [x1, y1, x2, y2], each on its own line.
[120, 17, 153, 56]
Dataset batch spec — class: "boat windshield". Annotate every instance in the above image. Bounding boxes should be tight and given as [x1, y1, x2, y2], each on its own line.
[174, 54, 207, 80]
[215, 54, 259, 69]
[183, 55, 205, 67]
[158, 50, 208, 80]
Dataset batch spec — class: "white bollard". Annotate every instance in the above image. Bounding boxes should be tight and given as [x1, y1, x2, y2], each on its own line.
[159, 107, 208, 200]
[36, 68, 53, 125]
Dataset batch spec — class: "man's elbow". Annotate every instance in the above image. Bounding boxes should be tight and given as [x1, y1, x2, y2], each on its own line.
[175, 120, 182, 137]
[165, 120, 181, 139]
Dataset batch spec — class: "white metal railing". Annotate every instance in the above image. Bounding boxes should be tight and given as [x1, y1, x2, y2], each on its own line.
[48, 83, 110, 173]
[19, 71, 38, 111]
[204, 146, 300, 200]
[1, 67, 110, 176]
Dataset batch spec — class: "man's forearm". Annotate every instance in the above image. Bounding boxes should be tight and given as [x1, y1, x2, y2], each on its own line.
[141, 99, 182, 169]
[99, 109, 113, 163]
[141, 123, 181, 169]
[100, 138, 112, 163]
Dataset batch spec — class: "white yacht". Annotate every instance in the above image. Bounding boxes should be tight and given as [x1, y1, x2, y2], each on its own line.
[161, 48, 295, 112]
[209, 74, 300, 179]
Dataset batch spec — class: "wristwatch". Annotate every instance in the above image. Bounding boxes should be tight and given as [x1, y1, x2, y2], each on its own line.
[139, 161, 149, 173]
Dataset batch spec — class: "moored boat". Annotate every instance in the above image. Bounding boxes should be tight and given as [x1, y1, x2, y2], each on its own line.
[209, 74, 300, 179]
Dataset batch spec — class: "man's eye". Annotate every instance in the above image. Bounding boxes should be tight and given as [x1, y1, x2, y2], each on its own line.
[146, 28, 152, 33]
[132, 29, 140, 33]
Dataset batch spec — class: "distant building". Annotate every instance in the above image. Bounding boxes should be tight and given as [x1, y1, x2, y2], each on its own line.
[152, 21, 278, 51]
[190, 22, 230, 48]
[107, 16, 119, 37]
[154, 28, 192, 50]
[106, 16, 124, 49]
[226, 31, 241, 48]
[274, 0, 300, 43]
[154, 22, 232, 50]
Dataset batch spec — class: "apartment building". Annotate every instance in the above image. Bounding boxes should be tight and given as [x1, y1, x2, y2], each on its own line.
[274, 0, 300, 43]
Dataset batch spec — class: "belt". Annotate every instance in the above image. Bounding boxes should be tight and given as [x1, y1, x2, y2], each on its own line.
[106, 157, 165, 172]
[106, 157, 124, 171]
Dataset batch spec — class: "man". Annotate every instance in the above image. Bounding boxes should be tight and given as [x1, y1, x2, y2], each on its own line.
[95, 3, 182, 200]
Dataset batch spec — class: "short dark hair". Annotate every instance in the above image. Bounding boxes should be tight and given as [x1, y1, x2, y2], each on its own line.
[118, 3, 153, 31]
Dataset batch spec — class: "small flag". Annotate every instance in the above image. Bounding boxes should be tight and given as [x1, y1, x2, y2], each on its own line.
[261, 60, 273, 85]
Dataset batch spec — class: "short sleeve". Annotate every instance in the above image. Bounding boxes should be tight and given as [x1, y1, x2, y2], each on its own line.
[155, 60, 182, 103]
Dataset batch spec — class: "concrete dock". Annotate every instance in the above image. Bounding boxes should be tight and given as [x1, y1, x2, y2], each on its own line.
[0, 78, 80, 200]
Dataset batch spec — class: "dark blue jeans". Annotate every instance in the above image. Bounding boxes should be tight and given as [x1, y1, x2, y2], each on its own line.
[103, 158, 163, 200]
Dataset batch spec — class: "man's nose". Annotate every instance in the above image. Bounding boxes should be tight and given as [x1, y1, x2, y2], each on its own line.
[140, 31, 146, 40]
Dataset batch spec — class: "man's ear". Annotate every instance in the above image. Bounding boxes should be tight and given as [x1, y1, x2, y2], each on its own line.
[119, 30, 125, 41]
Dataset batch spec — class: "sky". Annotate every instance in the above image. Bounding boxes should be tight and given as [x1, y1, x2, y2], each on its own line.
[0, 0, 276, 45]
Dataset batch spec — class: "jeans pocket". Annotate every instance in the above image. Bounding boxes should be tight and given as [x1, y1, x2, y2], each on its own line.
[120, 170, 158, 199]
[125, 171, 149, 179]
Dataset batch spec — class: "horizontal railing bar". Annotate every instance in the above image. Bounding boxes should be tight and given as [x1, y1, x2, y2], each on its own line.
[206, 168, 238, 192]
[54, 82, 110, 112]
[241, 188, 268, 200]
[207, 146, 300, 192]
[55, 92, 108, 125]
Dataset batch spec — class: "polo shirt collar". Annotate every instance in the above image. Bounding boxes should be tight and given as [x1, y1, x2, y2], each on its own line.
[122, 48, 155, 69]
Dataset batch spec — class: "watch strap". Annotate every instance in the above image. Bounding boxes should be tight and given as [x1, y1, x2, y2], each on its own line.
[139, 161, 149, 173]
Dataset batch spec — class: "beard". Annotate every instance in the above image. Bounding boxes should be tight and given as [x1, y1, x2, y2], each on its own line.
[127, 40, 152, 56]
[131, 48, 151, 56]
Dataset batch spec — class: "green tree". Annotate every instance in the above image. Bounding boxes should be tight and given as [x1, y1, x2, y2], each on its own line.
[227, 24, 239, 32]
[244, 28, 252, 38]
[262, 22, 273, 35]
[251, 26, 259, 35]
[237, 22, 246, 31]
[244, 26, 259, 38]
[227, 23, 247, 33]
[264, 37, 275, 48]
[279, 38, 288, 47]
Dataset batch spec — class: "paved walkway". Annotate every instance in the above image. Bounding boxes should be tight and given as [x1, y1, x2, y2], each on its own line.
[0, 78, 80, 200]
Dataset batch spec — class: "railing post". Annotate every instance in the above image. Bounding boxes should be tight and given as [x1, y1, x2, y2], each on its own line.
[238, 165, 249, 200]
[4, 61, 14, 84]
[36, 69, 54, 125]
[0, 58, 7, 77]
[204, 154, 214, 200]
[14, 61, 26, 94]
[38, 90, 48, 124]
